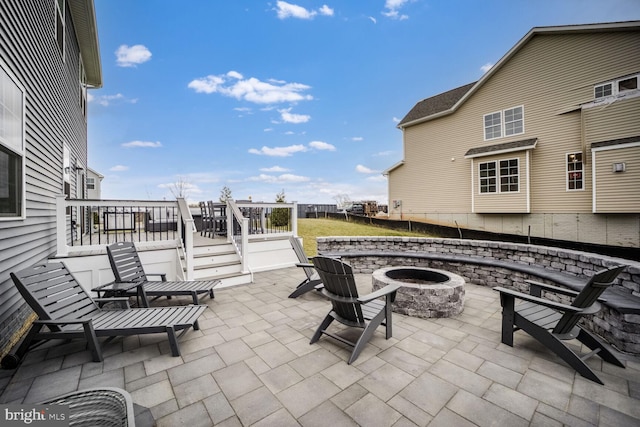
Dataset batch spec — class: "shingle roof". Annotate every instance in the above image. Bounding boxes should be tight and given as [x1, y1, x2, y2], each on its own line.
[591, 135, 640, 149]
[397, 82, 476, 128]
[464, 138, 538, 158]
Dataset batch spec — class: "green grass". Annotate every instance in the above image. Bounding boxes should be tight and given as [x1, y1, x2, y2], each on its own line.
[297, 217, 431, 256]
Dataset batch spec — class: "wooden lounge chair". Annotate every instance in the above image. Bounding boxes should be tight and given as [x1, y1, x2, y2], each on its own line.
[40, 387, 136, 427]
[310, 256, 401, 364]
[1, 262, 206, 368]
[288, 236, 323, 298]
[102, 242, 219, 306]
[494, 265, 626, 384]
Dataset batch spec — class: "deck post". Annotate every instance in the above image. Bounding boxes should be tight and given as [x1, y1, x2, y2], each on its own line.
[56, 194, 68, 256]
[291, 201, 298, 237]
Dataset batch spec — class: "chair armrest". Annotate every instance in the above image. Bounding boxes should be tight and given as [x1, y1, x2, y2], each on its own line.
[92, 281, 117, 291]
[146, 273, 167, 281]
[296, 263, 314, 268]
[494, 287, 581, 313]
[94, 297, 131, 309]
[525, 280, 579, 297]
[359, 283, 402, 304]
[34, 318, 93, 326]
[525, 280, 607, 303]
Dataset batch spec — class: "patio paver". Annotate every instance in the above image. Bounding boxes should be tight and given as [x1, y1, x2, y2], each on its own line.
[1, 266, 639, 426]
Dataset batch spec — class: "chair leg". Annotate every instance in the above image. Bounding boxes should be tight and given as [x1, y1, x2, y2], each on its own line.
[166, 326, 180, 357]
[576, 328, 625, 368]
[82, 322, 103, 362]
[349, 309, 386, 364]
[191, 291, 198, 305]
[310, 314, 334, 344]
[500, 293, 515, 346]
[289, 279, 322, 298]
[4, 323, 44, 367]
[516, 315, 605, 384]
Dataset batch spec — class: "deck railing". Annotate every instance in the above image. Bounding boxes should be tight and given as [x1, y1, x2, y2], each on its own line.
[57, 196, 297, 279]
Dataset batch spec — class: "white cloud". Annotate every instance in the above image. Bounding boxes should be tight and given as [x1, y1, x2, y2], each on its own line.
[382, 0, 410, 20]
[480, 62, 494, 73]
[275, 1, 316, 19]
[309, 141, 336, 151]
[121, 140, 162, 148]
[279, 108, 311, 124]
[393, 116, 401, 123]
[367, 175, 387, 182]
[275, 1, 334, 19]
[90, 93, 138, 107]
[248, 144, 308, 157]
[369, 16, 377, 24]
[248, 173, 310, 183]
[115, 44, 152, 67]
[319, 5, 334, 16]
[374, 150, 394, 156]
[260, 166, 289, 172]
[351, 136, 363, 141]
[356, 164, 379, 174]
[110, 165, 129, 172]
[188, 72, 313, 105]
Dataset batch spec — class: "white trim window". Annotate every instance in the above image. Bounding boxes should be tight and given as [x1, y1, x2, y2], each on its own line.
[483, 106, 524, 140]
[594, 73, 639, 99]
[479, 158, 519, 193]
[87, 176, 95, 190]
[0, 62, 25, 218]
[55, 0, 65, 59]
[567, 152, 584, 191]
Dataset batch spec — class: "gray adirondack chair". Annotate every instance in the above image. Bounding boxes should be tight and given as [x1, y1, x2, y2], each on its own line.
[310, 256, 401, 364]
[102, 241, 219, 306]
[288, 236, 324, 298]
[1, 262, 206, 368]
[494, 265, 626, 384]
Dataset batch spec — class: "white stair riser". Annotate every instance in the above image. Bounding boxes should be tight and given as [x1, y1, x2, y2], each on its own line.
[194, 253, 239, 266]
[193, 263, 243, 278]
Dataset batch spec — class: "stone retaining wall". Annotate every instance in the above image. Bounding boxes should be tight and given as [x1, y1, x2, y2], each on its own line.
[317, 236, 640, 355]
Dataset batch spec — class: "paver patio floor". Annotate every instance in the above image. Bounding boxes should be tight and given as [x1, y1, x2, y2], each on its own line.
[1, 267, 639, 426]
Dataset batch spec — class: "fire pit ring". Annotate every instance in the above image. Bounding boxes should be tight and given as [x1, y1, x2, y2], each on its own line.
[372, 266, 465, 318]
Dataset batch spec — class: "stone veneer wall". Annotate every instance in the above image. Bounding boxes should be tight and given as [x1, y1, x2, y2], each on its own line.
[317, 236, 640, 355]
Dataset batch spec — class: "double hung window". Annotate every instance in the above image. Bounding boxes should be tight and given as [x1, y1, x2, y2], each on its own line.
[483, 106, 524, 140]
[479, 159, 519, 193]
[0, 63, 25, 218]
[567, 152, 583, 190]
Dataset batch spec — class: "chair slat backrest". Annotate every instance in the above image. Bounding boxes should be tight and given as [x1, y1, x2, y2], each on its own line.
[107, 242, 147, 282]
[553, 265, 625, 334]
[11, 263, 100, 326]
[290, 236, 317, 281]
[312, 256, 364, 323]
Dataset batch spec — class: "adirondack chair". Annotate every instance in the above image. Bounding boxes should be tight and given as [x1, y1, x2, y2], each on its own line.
[494, 265, 626, 384]
[101, 242, 219, 306]
[1, 262, 206, 368]
[40, 387, 136, 427]
[310, 256, 401, 364]
[288, 236, 324, 298]
[199, 201, 213, 237]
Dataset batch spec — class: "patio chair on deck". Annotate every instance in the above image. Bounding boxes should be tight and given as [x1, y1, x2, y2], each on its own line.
[288, 236, 323, 298]
[310, 256, 401, 364]
[100, 241, 219, 306]
[1, 262, 206, 368]
[494, 265, 626, 384]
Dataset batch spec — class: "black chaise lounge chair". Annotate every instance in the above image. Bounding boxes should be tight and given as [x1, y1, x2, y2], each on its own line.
[494, 265, 626, 384]
[99, 241, 219, 306]
[310, 256, 401, 364]
[288, 236, 323, 298]
[1, 262, 206, 369]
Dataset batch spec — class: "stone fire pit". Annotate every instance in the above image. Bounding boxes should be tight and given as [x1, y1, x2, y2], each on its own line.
[372, 267, 465, 318]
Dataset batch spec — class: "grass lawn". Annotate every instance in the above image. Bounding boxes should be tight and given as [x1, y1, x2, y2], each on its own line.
[297, 217, 432, 256]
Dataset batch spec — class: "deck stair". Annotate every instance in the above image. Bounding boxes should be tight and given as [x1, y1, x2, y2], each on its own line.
[188, 235, 252, 287]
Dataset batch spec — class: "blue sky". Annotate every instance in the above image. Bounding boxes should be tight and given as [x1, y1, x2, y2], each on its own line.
[88, 0, 640, 205]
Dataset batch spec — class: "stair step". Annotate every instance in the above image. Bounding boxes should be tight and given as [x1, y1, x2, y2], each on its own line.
[194, 260, 239, 271]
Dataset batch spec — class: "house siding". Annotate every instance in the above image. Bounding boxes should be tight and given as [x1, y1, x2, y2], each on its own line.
[388, 27, 640, 247]
[0, 0, 88, 356]
[593, 144, 640, 213]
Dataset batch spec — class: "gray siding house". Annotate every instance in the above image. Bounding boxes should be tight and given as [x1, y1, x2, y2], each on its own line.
[0, 0, 102, 357]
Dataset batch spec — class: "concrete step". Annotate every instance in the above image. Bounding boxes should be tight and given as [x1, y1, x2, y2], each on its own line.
[194, 270, 252, 287]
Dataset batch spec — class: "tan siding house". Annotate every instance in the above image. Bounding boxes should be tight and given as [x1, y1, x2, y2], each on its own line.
[386, 21, 640, 248]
